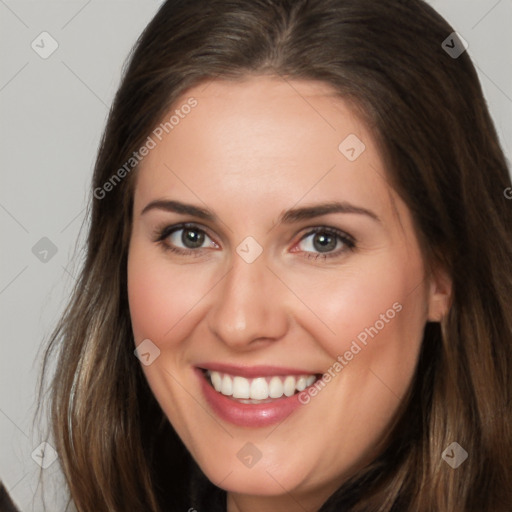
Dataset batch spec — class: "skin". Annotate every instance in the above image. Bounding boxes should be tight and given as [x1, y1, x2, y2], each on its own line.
[127, 76, 451, 512]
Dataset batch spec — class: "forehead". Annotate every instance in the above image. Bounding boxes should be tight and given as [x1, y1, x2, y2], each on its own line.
[132, 76, 398, 228]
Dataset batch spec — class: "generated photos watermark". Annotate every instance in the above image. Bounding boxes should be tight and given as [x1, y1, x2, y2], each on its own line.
[298, 301, 403, 404]
[94, 97, 198, 200]
[442, 442, 469, 469]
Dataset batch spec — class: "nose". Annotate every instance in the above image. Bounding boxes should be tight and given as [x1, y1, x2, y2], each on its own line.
[207, 251, 290, 351]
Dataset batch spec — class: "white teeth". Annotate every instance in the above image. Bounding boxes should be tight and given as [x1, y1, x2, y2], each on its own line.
[211, 371, 222, 392]
[232, 376, 250, 399]
[207, 371, 317, 401]
[296, 376, 307, 392]
[283, 376, 296, 397]
[250, 377, 269, 400]
[268, 376, 284, 398]
[221, 374, 233, 396]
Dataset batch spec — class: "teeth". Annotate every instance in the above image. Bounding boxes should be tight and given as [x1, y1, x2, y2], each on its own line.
[207, 371, 317, 401]
[233, 376, 250, 399]
[221, 374, 232, 396]
[211, 371, 222, 392]
[296, 376, 307, 392]
[269, 376, 284, 398]
[250, 378, 268, 400]
[283, 376, 295, 397]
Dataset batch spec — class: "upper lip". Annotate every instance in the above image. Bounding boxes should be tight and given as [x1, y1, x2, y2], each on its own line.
[197, 363, 319, 378]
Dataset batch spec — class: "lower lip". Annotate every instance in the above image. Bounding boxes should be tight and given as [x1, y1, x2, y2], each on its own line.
[196, 369, 305, 428]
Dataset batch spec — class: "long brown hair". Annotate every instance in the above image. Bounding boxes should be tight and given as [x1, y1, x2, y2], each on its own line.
[39, 0, 512, 510]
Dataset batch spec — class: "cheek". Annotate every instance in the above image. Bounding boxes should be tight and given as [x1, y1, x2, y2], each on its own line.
[289, 251, 427, 363]
[127, 242, 209, 343]
[127, 254, 169, 342]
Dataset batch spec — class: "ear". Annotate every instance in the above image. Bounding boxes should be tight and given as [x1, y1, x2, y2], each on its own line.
[426, 263, 452, 322]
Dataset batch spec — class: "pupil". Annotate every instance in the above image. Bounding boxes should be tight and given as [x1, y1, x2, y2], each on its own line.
[183, 229, 205, 248]
[313, 233, 336, 252]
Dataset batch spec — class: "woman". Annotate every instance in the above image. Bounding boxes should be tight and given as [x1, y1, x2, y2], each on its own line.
[37, 0, 512, 510]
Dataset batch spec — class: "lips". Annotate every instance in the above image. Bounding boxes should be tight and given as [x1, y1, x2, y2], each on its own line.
[196, 364, 321, 427]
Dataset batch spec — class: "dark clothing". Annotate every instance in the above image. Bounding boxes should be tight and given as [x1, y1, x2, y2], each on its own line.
[0, 483, 20, 512]
[188, 463, 227, 511]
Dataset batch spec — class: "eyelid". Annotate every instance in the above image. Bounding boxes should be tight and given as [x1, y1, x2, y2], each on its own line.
[154, 222, 356, 259]
[291, 226, 356, 259]
[154, 221, 216, 243]
[296, 225, 355, 244]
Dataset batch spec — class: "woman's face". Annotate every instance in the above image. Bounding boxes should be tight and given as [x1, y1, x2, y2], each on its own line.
[127, 76, 449, 510]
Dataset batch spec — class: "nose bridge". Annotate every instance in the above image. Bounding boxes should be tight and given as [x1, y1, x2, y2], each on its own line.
[208, 249, 288, 348]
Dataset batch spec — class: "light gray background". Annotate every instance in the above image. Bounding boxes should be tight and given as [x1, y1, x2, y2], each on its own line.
[1, 1, 511, 510]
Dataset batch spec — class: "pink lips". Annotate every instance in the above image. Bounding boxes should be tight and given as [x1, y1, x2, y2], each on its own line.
[195, 364, 316, 428]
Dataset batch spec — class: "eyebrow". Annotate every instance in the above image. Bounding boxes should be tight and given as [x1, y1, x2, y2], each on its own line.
[141, 199, 380, 224]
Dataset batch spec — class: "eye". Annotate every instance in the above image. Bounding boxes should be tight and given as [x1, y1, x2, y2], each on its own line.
[154, 223, 356, 260]
[294, 227, 355, 259]
[155, 223, 218, 255]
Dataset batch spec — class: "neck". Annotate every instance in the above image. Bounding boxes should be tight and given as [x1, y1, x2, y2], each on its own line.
[226, 485, 334, 512]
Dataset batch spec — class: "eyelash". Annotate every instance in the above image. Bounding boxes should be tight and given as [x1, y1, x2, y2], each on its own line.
[153, 222, 356, 261]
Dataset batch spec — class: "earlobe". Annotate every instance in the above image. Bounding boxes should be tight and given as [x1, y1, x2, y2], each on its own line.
[426, 264, 453, 322]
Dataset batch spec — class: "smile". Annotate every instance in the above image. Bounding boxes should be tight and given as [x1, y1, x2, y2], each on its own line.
[196, 365, 321, 427]
[206, 370, 317, 402]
